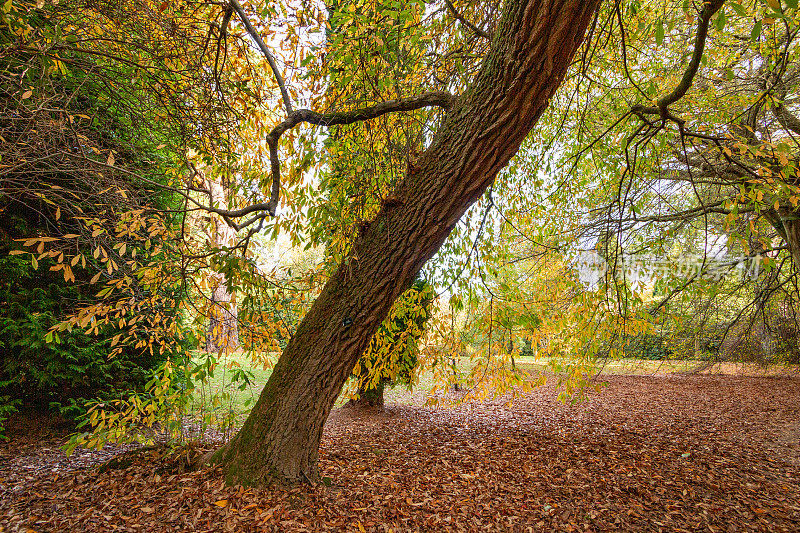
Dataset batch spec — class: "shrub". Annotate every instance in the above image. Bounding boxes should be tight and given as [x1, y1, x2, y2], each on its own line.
[0, 233, 180, 412]
[621, 333, 674, 360]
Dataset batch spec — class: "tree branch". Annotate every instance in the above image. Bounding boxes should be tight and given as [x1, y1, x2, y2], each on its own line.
[631, 0, 726, 119]
[445, 0, 491, 41]
[228, 0, 293, 115]
[208, 5, 455, 229]
[224, 92, 453, 227]
[267, 91, 454, 139]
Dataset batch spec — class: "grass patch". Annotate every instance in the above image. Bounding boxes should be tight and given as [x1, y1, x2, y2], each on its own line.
[186, 352, 796, 431]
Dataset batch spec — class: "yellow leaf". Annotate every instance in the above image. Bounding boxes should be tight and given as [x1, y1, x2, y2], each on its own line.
[213, 500, 228, 507]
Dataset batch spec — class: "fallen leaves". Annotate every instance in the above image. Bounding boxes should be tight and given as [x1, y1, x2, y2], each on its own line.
[1, 375, 799, 531]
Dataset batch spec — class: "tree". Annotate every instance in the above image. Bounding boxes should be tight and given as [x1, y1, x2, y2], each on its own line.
[348, 279, 434, 408]
[209, 0, 602, 486]
[200, 172, 240, 354]
[478, 0, 800, 368]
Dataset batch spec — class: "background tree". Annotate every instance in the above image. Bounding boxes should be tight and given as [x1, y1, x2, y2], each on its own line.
[484, 0, 800, 368]
[348, 279, 434, 408]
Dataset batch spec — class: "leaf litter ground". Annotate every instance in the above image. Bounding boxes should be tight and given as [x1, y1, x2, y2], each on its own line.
[2, 374, 799, 532]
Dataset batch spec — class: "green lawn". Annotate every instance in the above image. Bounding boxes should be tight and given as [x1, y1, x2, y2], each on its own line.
[186, 351, 275, 433]
[185, 352, 721, 428]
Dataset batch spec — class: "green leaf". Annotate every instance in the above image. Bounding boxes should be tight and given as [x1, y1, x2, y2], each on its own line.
[655, 20, 665, 45]
[751, 20, 762, 42]
[714, 9, 727, 32]
[729, 2, 747, 16]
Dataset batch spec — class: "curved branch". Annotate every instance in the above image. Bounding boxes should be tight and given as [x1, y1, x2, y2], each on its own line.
[267, 91, 454, 139]
[226, 92, 453, 227]
[228, 0, 293, 115]
[444, 0, 491, 41]
[631, 0, 726, 119]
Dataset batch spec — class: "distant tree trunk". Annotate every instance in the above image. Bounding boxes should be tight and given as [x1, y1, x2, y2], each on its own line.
[450, 357, 461, 392]
[213, 0, 601, 486]
[346, 381, 386, 409]
[207, 279, 239, 353]
[507, 328, 516, 371]
[204, 176, 239, 353]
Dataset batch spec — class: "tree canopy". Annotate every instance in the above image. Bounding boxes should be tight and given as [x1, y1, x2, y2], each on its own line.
[3, 0, 799, 488]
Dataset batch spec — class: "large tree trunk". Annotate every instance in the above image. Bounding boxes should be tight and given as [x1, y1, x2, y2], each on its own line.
[213, 0, 600, 486]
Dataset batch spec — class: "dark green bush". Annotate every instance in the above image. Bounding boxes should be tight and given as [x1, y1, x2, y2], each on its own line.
[0, 233, 178, 413]
[621, 333, 674, 360]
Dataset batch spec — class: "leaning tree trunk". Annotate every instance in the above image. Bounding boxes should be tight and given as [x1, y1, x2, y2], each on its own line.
[213, 0, 600, 486]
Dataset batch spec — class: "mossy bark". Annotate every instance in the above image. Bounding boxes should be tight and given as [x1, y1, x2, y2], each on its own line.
[214, 0, 601, 487]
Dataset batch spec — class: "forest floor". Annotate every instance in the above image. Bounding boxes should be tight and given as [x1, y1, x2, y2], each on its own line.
[1, 374, 799, 532]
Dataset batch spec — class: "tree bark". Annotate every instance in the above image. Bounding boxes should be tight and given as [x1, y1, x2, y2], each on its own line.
[346, 381, 386, 409]
[204, 176, 239, 353]
[213, 0, 601, 486]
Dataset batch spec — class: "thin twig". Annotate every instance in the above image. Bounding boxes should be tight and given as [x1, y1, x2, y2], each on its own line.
[444, 0, 491, 41]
